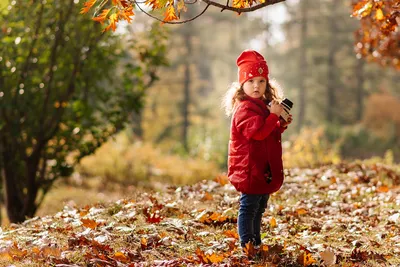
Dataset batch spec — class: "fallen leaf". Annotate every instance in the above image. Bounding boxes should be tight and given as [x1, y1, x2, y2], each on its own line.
[270, 217, 277, 228]
[81, 218, 98, 229]
[320, 247, 336, 266]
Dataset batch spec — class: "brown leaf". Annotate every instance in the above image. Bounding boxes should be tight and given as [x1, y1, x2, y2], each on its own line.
[320, 248, 336, 266]
[41, 246, 62, 258]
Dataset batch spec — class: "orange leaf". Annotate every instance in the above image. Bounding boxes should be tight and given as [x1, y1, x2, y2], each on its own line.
[118, 7, 134, 23]
[298, 251, 316, 266]
[243, 242, 257, 258]
[145, 0, 162, 10]
[141, 237, 148, 250]
[214, 174, 229, 186]
[209, 212, 220, 221]
[270, 217, 277, 228]
[207, 253, 225, 263]
[92, 9, 110, 23]
[0, 251, 12, 261]
[80, 0, 97, 14]
[81, 218, 98, 229]
[163, 5, 178, 22]
[104, 13, 119, 32]
[223, 229, 239, 239]
[202, 192, 213, 201]
[296, 208, 308, 216]
[113, 251, 129, 263]
[377, 185, 389, 193]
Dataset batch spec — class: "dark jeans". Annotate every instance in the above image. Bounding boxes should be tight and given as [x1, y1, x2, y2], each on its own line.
[238, 193, 269, 247]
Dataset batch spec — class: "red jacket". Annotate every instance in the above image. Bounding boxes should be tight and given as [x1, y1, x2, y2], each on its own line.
[228, 97, 285, 195]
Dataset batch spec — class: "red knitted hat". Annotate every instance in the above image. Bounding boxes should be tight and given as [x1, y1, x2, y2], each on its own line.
[236, 50, 269, 85]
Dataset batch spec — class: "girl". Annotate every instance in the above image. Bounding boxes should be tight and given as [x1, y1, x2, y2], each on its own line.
[222, 50, 293, 248]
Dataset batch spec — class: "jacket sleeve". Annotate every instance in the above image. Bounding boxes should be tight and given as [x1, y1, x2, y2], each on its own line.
[277, 120, 288, 133]
[235, 106, 279, 140]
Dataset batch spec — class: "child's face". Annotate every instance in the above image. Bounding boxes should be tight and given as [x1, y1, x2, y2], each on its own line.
[242, 76, 267, 99]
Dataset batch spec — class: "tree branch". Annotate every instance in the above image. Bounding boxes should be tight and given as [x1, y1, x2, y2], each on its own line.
[201, 0, 286, 13]
[134, 0, 284, 24]
[135, 2, 210, 24]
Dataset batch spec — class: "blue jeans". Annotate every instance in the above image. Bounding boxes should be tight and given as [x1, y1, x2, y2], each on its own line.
[238, 193, 269, 247]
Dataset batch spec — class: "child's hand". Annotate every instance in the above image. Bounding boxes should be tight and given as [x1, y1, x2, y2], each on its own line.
[268, 100, 283, 116]
[280, 114, 293, 128]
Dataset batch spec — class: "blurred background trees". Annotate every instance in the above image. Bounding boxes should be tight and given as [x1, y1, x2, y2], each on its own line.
[0, 0, 167, 222]
[0, 0, 399, 224]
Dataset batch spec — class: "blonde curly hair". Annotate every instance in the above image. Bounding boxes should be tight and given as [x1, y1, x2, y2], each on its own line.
[222, 79, 283, 116]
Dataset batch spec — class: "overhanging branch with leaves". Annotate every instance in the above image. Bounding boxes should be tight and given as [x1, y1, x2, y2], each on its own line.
[80, 0, 286, 31]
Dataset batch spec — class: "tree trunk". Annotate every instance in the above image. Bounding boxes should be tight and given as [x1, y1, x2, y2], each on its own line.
[2, 137, 39, 223]
[297, 0, 308, 130]
[182, 31, 192, 152]
[131, 110, 143, 139]
[355, 58, 365, 121]
[326, 0, 338, 122]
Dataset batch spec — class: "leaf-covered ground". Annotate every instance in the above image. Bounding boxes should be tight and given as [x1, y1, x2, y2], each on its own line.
[1, 162, 399, 266]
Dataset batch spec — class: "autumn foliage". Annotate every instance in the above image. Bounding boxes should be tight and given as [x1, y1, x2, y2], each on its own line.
[1, 163, 399, 266]
[80, 0, 283, 31]
[352, 0, 400, 69]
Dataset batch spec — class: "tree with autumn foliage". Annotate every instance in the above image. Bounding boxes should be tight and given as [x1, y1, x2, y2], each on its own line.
[0, 0, 167, 223]
[352, 0, 400, 70]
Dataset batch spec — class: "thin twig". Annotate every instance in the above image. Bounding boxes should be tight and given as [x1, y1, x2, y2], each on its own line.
[221, 0, 229, 12]
[135, 2, 210, 24]
[202, 0, 285, 13]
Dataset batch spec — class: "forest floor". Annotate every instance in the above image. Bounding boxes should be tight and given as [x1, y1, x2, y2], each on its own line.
[0, 162, 399, 266]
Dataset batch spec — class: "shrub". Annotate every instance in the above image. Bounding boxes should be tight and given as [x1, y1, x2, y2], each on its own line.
[77, 131, 220, 187]
[282, 127, 341, 168]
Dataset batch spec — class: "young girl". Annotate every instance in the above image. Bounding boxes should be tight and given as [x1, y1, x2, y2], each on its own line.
[223, 50, 293, 248]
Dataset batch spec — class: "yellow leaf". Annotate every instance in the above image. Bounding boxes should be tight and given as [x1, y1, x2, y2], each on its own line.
[270, 217, 277, 228]
[375, 8, 384, 21]
[104, 13, 119, 32]
[80, 0, 97, 14]
[163, 5, 178, 22]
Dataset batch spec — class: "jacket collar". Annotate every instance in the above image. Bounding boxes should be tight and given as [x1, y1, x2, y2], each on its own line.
[243, 96, 268, 111]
